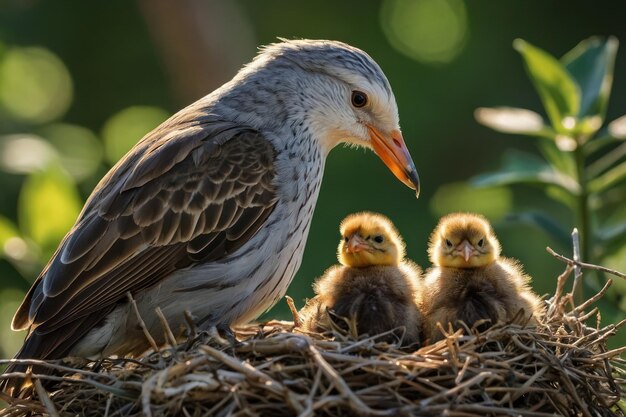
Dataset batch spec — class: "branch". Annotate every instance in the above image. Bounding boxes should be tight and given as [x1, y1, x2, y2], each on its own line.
[546, 247, 626, 279]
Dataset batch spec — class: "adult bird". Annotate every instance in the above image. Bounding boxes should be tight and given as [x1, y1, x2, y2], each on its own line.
[3, 39, 419, 393]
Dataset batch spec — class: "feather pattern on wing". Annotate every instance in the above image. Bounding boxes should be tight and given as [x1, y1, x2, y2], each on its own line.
[12, 117, 278, 352]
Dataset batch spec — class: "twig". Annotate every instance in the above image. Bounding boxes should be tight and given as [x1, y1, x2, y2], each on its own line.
[570, 279, 612, 316]
[594, 346, 626, 361]
[576, 307, 599, 322]
[126, 292, 159, 353]
[421, 372, 497, 406]
[33, 379, 59, 417]
[571, 229, 583, 305]
[141, 372, 157, 417]
[306, 340, 395, 416]
[0, 359, 106, 378]
[0, 371, 137, 399]
[547, 265, 573, 318]
[454, 355, 472, 385]
[184, 310, 197, 337]
[546, 247, 626, 279]
[199, 344, 303, 413]
[155, 307, 177, 347]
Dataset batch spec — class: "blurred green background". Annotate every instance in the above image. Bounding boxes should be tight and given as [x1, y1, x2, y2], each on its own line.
[0, 0, 625, 358]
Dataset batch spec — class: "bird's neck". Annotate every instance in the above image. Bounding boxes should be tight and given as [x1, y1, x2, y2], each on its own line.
[214, 71, 338, 157]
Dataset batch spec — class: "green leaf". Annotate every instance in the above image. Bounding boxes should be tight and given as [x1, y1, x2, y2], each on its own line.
[18, 165, 82, 258]
[544, 185, 576, 209]
[537, 140, 576, 176]
[514, 39, 580, 132]
[505, 211, 570, 247]
[588, 160, 626, 194]
[589, 184, 626, 212]
[471, 151, 580, 195]
[587, 141, 626, 179]
[584, 134, 623, 156]
[600, 246, 626, 297]
[474, 107, 553, 136]
[562, 37, 618, 121]
[608, 114, 626, 139]
[472, 170, 580, 195]
[597, 220, 626, 256]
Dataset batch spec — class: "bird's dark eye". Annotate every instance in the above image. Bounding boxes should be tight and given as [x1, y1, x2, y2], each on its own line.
[445, 239, 453, 248]
[344, 236, 349, 242]
[477, 238, 484, 247]
[374, 235, 384, 243]
[351, 91, 368, 108]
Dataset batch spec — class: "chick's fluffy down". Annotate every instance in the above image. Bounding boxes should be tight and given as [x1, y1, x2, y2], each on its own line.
[418, 257, 544, 342]
[300, 261, 423, 345]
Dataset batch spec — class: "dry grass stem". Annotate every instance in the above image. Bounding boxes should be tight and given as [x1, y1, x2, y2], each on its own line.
[126, 292, 159, 353]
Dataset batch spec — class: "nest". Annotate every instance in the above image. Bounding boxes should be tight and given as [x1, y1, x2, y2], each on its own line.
[1, 248, 625, 417]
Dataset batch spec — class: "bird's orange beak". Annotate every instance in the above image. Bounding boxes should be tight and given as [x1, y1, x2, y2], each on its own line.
[347, 234, 369, 253]
[367, 125, 420, 198]
[457, 240, 478, 262]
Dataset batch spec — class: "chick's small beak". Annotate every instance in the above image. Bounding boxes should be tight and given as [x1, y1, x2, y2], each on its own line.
[346, 235, 369, 253]
[367, 125, 420, 198]
[456, 240, 478, 262]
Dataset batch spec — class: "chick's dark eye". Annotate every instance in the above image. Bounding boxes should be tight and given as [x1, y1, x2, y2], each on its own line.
[445, 239, 453, 248]
[344, 236, 349, 242]
[374, 235, 384, 243]
[477, 238, 484, 247]
[351, 91, 368, 108]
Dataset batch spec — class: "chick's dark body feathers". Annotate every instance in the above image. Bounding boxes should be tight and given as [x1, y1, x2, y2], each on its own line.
[302, 262, 422, 344]
[421, 258, 542, 340]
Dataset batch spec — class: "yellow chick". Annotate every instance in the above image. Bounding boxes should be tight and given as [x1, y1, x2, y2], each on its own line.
[419, 213, 544, 342]
[299, 212, 422, 345]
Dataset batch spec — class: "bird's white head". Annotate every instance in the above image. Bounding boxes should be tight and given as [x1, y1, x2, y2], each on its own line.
[232, 39, 420, 196]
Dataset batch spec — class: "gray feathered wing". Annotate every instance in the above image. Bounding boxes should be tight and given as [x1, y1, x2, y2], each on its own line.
[10, 116, 278, 364]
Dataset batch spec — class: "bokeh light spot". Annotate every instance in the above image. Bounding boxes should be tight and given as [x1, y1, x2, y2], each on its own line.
[18, 166, 82, 258]
[4, 237, 28, 261]
[0, 47, 73, 123]
[0, 215, 20, 253]
[0, 289, 27, 358]
[0, 134, 57, 174]
[40, 123, 103, 181]
[430, 182, 513, 219]
[102, 106, 170, 165]
[381, 0, 468, 64]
